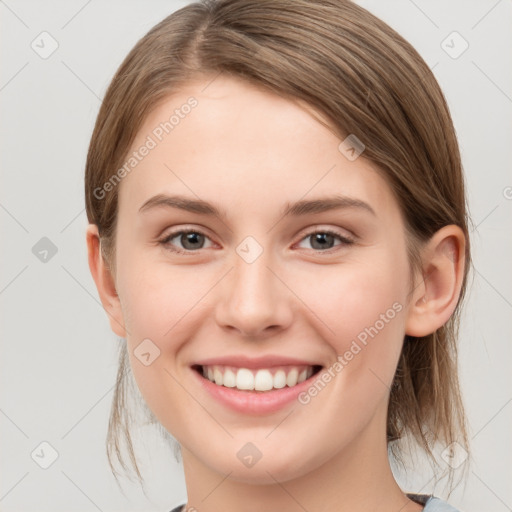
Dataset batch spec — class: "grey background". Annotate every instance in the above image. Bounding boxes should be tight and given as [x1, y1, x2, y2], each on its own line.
[1, 1, 511, 511]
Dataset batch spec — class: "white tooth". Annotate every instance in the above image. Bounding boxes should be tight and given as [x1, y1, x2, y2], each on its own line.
[214, 367, 223, 385]
[236, 368, 254, 390]
[297, 369, 307, 383]
[223, 369, 237, 387]
[306, 367, 313, 379]
[202, 366, 207, 378]
[254, 369, 273, 391]
[286, 368, 299, 387]
[273, 370, 287, 389]
[207, 366, 214, 381]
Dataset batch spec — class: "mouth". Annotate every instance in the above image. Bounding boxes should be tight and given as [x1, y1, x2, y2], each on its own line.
[191, 364, 323, 393]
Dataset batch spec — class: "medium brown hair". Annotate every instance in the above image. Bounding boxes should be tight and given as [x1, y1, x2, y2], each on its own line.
[85, 0, 472, 494]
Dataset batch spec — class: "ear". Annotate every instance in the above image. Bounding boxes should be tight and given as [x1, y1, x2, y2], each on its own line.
[86, 224, 127, 338]
[405, 225, 466, 337]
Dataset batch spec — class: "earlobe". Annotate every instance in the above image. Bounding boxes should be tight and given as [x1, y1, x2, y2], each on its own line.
[405, 225, 466, 337]
[85, 224, 127, 338]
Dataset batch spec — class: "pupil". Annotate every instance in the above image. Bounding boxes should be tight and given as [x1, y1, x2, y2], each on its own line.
[183, 232, 203, 249]
[312, 233, 333, 250]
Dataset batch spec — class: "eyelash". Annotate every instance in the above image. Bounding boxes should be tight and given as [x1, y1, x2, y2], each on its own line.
[158, 228, 355, 255]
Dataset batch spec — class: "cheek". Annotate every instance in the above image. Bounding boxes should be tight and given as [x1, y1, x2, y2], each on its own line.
[116, 252, 205, 339]
[296, 253, 409, 387]
[305, 257, 407, 336]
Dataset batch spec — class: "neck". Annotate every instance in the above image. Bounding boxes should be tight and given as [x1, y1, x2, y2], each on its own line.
[178, 405, 423, 512]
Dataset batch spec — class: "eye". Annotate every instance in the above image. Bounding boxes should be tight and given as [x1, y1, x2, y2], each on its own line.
[158, 227, 354, 255]
[296, 229, 354, 252]
[159, 229, 214, 254]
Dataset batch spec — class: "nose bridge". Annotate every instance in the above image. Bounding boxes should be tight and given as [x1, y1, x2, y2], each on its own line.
[215, 243, 292, 337]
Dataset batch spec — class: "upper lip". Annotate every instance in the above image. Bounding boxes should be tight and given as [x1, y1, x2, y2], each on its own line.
[193, 355, 323, 369]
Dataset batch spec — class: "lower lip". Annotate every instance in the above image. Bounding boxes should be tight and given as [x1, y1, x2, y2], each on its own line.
[191, 367, 321, 415]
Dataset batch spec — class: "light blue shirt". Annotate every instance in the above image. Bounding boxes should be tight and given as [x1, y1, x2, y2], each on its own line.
[408, 493, 462, 511]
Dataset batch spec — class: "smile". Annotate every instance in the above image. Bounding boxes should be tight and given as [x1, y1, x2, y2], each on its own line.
[193, 364, 322, 392]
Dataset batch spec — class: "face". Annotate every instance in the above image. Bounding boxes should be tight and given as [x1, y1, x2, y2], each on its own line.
[110, 75, 414, 483]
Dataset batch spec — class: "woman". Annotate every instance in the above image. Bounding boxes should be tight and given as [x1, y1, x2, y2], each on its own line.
[85, 1, 472, 510]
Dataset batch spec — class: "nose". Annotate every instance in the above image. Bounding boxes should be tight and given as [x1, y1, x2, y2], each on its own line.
[214, 249, 293, 339]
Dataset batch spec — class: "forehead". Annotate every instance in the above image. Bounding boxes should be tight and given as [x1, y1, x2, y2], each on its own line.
[117, 75, 399, 222]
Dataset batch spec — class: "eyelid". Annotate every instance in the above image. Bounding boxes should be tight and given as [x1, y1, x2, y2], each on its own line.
[158, 226, 216, 254]
[293, 228, 355, 253]
[158, 224, 355, 255]
[295, 224, 356, 242]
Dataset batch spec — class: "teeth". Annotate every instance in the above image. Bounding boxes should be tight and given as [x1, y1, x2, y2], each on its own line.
[200, 365, 317, 392]
[286, 368, 298, 387]
[223, 369, 237, 388]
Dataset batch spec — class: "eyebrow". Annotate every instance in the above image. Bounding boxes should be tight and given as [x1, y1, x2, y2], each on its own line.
[138, 193, 376, 218]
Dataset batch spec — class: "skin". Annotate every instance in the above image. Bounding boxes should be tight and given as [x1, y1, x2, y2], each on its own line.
[87, 75, 465, 512]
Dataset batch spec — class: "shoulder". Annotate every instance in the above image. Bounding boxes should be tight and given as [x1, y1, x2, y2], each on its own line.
[424, 497, 463, 512]
[407, 493, 463, 512]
